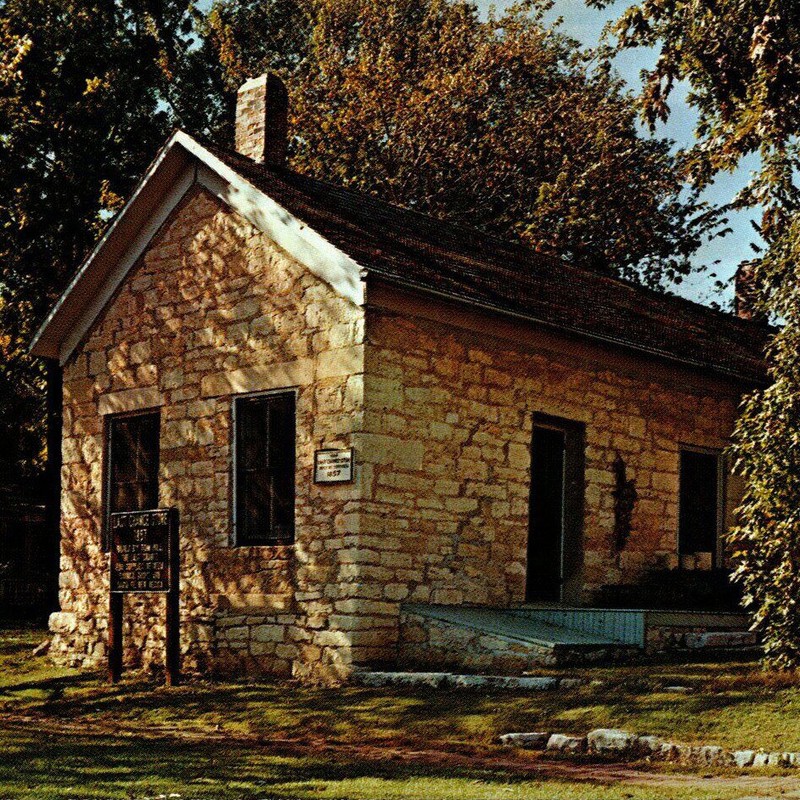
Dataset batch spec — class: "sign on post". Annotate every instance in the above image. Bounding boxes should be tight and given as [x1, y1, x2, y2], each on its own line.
[108, 508, 180, 686]
[314, 448, 354, 484]
[111, 509, 172, 593]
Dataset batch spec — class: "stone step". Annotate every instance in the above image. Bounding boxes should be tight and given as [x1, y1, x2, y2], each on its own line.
[352, 670, 584, 690]
[399, 604, 639, 673]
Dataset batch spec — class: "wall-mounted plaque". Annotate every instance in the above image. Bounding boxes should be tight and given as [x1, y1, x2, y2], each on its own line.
[314, 448, 354, 484]
[110, 508, 175, 593]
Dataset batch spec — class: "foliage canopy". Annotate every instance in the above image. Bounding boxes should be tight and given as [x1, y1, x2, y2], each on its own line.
[595, 0, 800, 666]
[0, 0, 222, 485]
[592, 0, 800, 240]
[0, 0, 725, 487]
[207, 0, 724, 285]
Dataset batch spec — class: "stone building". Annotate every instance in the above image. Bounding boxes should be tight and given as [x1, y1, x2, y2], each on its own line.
[31, 74, 770, 682]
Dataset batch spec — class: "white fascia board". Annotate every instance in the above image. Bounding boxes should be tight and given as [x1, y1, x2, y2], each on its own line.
[182, 136, 364, 307]
[30, 130, 365, 364]
[30, 130, 190, 361]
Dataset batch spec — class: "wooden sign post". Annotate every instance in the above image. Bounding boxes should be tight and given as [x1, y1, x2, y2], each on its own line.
[108, 508, 180, 686]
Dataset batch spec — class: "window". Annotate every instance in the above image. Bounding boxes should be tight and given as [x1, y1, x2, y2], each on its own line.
[105, 412, 160, 548]
[234, 392, 296, 545]
[679, 449, 722, 558]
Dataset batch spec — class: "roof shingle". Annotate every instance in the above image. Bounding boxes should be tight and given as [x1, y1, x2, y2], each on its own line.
[197, 143, 773, 384]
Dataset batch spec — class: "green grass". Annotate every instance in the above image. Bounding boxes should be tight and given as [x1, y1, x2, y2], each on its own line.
[2, 627, 800, 799]
[0, 723, 761, 800]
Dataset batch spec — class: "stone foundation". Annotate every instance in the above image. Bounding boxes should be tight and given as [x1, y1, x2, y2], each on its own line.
[212, 610, 296, 678]
[645, 625, 757, 654]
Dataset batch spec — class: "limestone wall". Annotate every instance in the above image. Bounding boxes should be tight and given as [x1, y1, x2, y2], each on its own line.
[54, 187, 365, 682]
[355, 282, 747, 663]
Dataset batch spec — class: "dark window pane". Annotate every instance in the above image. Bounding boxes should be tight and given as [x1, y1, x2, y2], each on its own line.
[679, 450, 719, 556]
[235, 393, 295, 545]
[106, 413, 160, 549]
[109, 414, 160, 514]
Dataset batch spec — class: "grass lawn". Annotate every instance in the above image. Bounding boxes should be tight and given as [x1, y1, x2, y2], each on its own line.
[2, 626, 800, 799]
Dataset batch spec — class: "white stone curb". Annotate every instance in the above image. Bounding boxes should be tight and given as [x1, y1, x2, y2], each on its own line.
[500, 727, 800, 768]
[352, 670, 583, 691]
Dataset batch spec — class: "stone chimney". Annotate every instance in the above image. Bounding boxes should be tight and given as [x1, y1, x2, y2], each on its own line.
[734, 260, 766, 323]
[234, 73, 288, 167]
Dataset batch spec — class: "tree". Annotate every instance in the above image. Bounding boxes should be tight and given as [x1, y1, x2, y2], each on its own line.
[731, 228, 800, 667]
[1, 0, 726, 489]
[590, 0, 800, 240]
[591, 0, 800, 666]
[0, 0, 225, 488]
[205, 0, 725, 286]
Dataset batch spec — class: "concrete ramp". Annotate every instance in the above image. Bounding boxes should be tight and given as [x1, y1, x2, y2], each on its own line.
[399, 604, 638, 673]
[398, 604, 757, 674]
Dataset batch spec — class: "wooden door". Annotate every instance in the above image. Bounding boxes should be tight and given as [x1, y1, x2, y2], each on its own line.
[526, 416, 585, 604]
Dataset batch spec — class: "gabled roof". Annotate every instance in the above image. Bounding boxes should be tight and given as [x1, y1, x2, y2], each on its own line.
[32, 131, 771, 384]
[30, 131, 364, 363]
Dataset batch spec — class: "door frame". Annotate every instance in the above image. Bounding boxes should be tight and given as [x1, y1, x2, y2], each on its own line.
[526, 413, 586, 604]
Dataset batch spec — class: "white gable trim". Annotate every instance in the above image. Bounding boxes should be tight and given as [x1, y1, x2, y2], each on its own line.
[184, 138, 364, 307]
[30, 131, 365, 365]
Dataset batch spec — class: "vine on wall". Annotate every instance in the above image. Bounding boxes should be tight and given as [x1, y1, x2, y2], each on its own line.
[612, 453, 638, 552]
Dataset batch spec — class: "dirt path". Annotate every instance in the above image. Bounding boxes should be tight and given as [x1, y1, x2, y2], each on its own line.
[4, 711, 800, 796]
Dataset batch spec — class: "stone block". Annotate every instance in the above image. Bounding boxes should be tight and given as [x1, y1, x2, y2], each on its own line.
[499, 732, 550, 749]
[636, 736, 663, 754]
[129, 341, 151, 364]
[696, 745, 726, 765]
[201, 358, 314, 397]
[274, 643, 299, 660]
[222, 626, 248, 641]
[546, 734, 587, 754]
[354, 671, 450, 689]
[315, 630, 351, 648]
[507, 443, 529, 470]
[249, 642, 276, 656]
[658, 743, 681, 761]
[684, 631, 758, 649]
[752, 752, 770, 767]
[587, 729, 638, 753]
[480, 676, 559, 691]
[384, 584, 410, 601]
[252, 625, 284, 643]
[49, 612, 77, 634]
